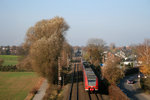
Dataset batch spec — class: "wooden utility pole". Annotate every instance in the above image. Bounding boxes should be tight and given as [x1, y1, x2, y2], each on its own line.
[67, 53, 70, 71]
[58, 57, 61, 87]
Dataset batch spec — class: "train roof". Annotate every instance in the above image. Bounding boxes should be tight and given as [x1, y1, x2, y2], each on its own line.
[85, 67, 96, 80]
[82, 61, 97, 80]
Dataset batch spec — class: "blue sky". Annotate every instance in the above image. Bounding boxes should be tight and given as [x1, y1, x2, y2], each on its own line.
[0, 0, 150, 46]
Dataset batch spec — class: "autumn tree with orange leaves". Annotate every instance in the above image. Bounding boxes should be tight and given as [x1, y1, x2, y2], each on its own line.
[102, 57, 124, 84]
[136, 39, 150, 75]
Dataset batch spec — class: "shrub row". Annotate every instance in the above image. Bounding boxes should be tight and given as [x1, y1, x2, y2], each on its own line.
[0, 65, 25, 72]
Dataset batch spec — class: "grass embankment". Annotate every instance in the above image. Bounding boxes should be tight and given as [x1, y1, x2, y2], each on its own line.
[0, 72, 40, 100]
[0, 55, 20, 66]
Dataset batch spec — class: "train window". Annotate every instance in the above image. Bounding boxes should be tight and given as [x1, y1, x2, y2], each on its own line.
[88, 75, 96, 79]
[88, 80, 96, 86]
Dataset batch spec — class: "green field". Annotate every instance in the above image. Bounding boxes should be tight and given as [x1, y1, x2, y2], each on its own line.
[0, 72, 39, 100]
[0, 55, 20, 66]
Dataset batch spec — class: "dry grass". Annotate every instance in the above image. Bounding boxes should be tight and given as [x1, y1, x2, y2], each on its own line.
[25, 77, 44, 100]
[0, 55, 19, 66]
[109, 85, 129, 100]
[0, 72, 39, 100]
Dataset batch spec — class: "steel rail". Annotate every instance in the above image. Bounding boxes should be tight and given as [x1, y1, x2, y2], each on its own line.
[69, 64, 76, 100]
[77, 64, 79, 100]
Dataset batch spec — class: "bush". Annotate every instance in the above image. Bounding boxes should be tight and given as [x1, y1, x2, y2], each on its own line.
[43, 85, 60, 100]
[0, 65, 26, 72]
[30, 87, 38, 94]
[0, 65, 17, 71]
[16, 56, 33, 71]
[102, 57, 124, 84]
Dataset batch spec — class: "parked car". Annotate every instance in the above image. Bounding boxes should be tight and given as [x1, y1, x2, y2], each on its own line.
[144, 75, 147, 78]
[138, 72, 145, 78]
[138, 74, 140, 78]
[127, 79, 134, 84]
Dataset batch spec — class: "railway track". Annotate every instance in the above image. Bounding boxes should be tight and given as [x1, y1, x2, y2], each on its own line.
[68, 62, 107, 100]
[88, 92, 103, 100]
[69, 63, 79, 100]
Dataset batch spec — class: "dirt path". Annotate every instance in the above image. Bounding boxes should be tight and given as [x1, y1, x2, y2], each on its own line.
[33, 79, 48, 100]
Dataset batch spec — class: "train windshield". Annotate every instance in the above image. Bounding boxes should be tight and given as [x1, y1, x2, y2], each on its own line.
[88, 80, 96, 86]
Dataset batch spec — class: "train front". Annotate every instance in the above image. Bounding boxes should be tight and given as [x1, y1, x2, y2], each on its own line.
[87, 76, 98, 92]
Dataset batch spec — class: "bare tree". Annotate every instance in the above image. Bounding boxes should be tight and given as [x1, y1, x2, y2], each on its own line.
[86, 38, 106, 66]
[21, 17, 69, 83]
[16, 56, 32, 70]
[60, 41, 72, 68]
[109, 42, 116, 52]
[24, 17, 69, 51]
[16, 45, 26, 55]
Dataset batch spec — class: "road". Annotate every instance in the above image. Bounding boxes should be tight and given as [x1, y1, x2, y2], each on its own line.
[118, 74, 150, 100]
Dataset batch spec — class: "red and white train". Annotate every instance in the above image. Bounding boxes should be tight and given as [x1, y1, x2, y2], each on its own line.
[82, 61, 98, 92]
